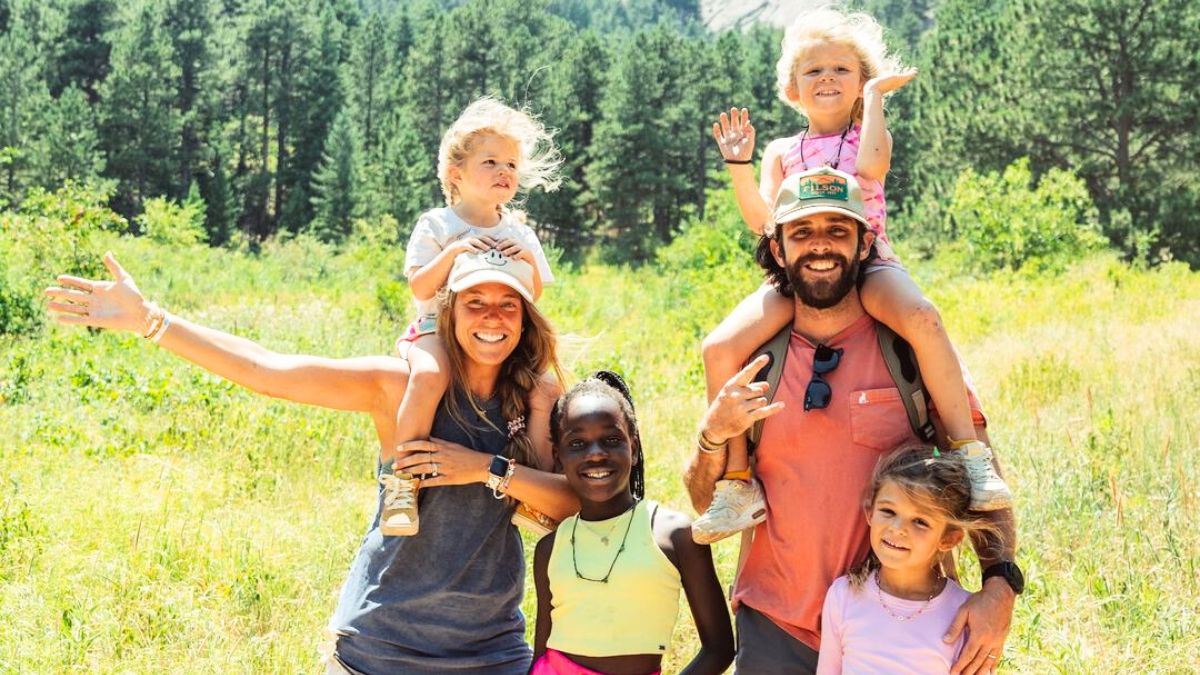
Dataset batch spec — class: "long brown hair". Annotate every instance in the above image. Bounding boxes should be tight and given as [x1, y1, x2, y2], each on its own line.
[849, 444, 1005, 590]
[436, 289, 564, 471]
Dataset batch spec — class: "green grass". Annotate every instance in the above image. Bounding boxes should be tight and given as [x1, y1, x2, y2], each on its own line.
[2, 233, 1198, 673]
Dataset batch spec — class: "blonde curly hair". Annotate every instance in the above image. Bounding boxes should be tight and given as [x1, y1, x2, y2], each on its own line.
[775, 6, 904, 123]
[437, 97, 562, 208]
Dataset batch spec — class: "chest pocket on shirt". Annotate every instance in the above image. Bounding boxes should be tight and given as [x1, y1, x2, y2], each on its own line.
[849, 387, 915, 452]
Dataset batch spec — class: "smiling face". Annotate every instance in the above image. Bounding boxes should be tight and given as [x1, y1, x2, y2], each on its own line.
[771, 210, 873, 309]
[450, 281, 525, 371]
[867, 479, 963, 578]
[555, 393, 637, 513]
[787, 42, 865, 122]
[447, 133, 521, 209]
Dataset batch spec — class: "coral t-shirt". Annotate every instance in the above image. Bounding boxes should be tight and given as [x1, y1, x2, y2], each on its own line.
[731, 314, 986, 650]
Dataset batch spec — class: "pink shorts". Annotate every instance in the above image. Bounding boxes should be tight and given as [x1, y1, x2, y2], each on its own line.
[531, 649, 660, 675]
[395, 315, 438, 351]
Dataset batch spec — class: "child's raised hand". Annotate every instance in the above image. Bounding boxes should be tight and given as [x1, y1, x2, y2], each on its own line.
[457, 235, 496, 255]
[494, 238, 535, 266]
[711, 107, 756, 164]
[865, 68, 918, 96]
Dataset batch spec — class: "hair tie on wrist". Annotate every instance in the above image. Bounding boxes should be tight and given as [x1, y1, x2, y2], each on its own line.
[724, 159, 753, 165]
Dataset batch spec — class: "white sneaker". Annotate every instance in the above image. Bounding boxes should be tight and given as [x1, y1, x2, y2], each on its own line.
[957, 441, 1013, 511]
[691, 478, 767, 545]
[380, 471, 419, 536]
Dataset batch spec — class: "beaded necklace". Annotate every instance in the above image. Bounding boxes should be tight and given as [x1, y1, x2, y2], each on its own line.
[874, 570, 941, 621]
[798, 123, 852, 171]
[570, 501, 638, 584]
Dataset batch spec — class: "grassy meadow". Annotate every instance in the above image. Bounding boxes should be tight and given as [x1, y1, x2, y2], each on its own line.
[2, 221, 1199, 673]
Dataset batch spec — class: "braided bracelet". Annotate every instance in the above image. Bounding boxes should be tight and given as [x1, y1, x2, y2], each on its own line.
[697, 429, 728, 454]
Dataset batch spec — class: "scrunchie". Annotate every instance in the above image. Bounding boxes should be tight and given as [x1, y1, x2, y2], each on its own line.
[507, 415, 526, 438]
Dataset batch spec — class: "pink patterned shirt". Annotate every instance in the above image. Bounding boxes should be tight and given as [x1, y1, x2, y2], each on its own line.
[780, 124, 898, 262]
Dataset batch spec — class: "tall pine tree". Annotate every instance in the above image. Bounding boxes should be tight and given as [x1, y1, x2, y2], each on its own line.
[309, 108, 360, 242]
[99, 0, 182, 218]
[0, 0, 55, 203]
[528, 30, 608, 257]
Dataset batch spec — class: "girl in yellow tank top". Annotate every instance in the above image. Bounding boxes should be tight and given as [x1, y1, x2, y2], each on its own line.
[531, 372, 734, 675]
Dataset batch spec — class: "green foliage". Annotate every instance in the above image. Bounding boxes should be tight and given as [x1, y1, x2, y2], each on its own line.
[0, 1, 54, 205]
[198, 147, 235, 247]
[0, 181, 126, 335]
[655, 185, 756, 273]
[6, 0, 1194, 267]
[37, 85, 105, 187]
[0, 259, 40, 336]
[137, 192, 206, 247]
[99, 0, 182, 217]
[308, 109, 360, 243]
[905, 0, 1199, 266]
[941, 158, 1105, 275]
[5, 236, 1200, 671]
[1022, 0, 1200, 266]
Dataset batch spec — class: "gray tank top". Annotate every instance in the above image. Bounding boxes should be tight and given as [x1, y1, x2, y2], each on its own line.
[329, 393, 530, 674]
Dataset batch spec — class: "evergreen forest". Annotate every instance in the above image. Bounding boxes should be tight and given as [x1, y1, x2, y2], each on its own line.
[1, 0, 1196, 266]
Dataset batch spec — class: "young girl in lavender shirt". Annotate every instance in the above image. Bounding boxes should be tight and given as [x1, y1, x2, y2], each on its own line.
[817, 445, 1005, 675]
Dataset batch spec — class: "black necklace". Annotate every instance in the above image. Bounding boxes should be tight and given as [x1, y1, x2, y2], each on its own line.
[799, 123, 852, 170]
[570, 501, 638, 584]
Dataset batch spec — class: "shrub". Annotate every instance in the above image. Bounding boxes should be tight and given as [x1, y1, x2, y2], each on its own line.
[942, 158, 1107, 275]
[0, 182, 127, 336]
[137, 193, 206, 247]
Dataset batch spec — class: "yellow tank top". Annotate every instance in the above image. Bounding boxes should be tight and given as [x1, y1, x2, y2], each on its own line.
[546, 500, 683, 657]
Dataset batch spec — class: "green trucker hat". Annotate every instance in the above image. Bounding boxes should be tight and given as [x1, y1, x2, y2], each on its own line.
[771, 166, 869, 232]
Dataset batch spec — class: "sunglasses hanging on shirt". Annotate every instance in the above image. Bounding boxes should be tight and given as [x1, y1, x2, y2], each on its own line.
[804, 344, 844, 411]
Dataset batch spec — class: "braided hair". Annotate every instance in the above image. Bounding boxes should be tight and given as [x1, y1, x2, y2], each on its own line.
[549, 370, 645, 500]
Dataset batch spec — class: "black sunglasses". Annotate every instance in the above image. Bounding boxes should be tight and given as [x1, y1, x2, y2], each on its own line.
[804, 344, 844, 411]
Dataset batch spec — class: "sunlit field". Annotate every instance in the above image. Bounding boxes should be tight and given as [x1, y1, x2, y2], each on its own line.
[2, 229, 1198, 673]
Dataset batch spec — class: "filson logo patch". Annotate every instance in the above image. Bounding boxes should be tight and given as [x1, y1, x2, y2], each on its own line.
[796, 174, 849, 202]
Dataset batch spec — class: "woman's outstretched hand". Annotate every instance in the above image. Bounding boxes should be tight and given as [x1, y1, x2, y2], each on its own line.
[44, 252, 150, 333]
[711, 107, 756, 164]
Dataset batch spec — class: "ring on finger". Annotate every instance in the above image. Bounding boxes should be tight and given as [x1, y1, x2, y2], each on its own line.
[431, 462, 439, 477]
[986, 653, 998, 660]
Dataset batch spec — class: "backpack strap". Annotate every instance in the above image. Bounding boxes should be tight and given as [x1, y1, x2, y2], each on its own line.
[874, 322, 936, 443]
[746, 325, 793, 452]
[731, 326, 790, 598]
[730, 322, 934, 599]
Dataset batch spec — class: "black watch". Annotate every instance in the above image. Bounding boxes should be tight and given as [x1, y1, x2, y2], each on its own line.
[982, 561, 1025, 595]
[485, 454, 510, 491]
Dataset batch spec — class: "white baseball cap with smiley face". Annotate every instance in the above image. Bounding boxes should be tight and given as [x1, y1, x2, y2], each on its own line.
[447, 249, 536, 303]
